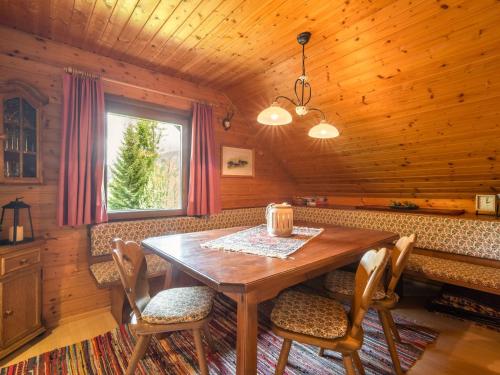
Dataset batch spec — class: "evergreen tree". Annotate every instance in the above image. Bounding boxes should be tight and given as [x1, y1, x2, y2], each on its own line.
[108, 119, 160, 210]
[144, 153, 180, 209]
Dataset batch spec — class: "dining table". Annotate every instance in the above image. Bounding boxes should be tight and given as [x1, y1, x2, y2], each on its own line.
[141, 222, 398, 375]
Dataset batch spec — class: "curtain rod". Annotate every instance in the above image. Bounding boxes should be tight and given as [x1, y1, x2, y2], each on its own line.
[64, 67, 215, 106]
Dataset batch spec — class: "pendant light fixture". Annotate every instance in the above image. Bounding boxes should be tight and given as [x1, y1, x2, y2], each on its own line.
[257, 32, 339, 139]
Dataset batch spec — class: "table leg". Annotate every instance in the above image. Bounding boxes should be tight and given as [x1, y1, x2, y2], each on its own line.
[163, 263, 180, 290]
[236, 293, 258, 375]
[163, 262, 176, 289]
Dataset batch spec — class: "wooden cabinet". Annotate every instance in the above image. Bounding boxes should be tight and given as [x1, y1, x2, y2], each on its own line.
[0, 80, 48, 184]
[0, 241, 45, 359]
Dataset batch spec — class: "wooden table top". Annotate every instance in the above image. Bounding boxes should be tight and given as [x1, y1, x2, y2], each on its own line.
[142, 222, 398, 294]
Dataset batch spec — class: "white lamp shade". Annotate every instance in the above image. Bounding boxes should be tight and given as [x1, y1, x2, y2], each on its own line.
[257, 102, 293, 125]
[308, 120, 340, 139]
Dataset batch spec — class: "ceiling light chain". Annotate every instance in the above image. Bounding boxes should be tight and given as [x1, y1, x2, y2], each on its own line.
[257, 32, 340, 139]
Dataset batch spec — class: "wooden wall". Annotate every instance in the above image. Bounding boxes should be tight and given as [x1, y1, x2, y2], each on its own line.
[0, 26, 294, 326]
[1, 1, 499, 201]
[1, 1, 498, 202]
[1, 0, 499, 325]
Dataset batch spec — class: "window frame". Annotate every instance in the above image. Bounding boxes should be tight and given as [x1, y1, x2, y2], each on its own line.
[105, 95, 191, 221]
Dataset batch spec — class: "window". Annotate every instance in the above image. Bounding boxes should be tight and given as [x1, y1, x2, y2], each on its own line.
[105, 97, 190, 219]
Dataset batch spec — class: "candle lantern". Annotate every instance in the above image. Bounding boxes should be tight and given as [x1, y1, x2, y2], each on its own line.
[0, 197, 35, 245]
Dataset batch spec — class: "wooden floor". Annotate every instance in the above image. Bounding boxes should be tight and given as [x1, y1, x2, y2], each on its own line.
[1, 297, 499, 374]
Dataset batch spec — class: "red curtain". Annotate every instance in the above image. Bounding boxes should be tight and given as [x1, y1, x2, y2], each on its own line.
[187, 103, 221, 216]
[57, 73, 107, 226]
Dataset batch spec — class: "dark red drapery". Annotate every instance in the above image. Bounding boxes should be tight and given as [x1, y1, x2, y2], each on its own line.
[57, 73, 107, 226]
[187, 102, 221, 216]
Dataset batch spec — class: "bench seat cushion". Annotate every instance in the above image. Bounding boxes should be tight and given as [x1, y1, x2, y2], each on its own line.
[407, 254, 500, 292]
[90, 254, 169, 286]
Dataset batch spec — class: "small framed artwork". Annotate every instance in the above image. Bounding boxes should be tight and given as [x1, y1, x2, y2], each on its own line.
[475, 194, 499, 216]
[221, 146, 255, 177]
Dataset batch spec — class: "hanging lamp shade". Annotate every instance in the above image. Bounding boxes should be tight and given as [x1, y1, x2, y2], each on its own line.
[257, 102, 292, 126]
[308, 120, 340, 139]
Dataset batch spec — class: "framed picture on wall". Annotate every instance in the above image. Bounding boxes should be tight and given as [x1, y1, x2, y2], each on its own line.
[221, 146, 255, 177]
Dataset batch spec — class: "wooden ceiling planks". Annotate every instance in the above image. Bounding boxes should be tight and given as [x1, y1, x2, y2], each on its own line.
[197, 0, 398, 88]
[112, 0, 180, 62]
[148, 0, 243, 74]
[0, 0, 499, 198]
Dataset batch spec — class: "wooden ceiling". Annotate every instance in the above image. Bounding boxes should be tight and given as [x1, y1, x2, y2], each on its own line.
[1, 0, 499, 198]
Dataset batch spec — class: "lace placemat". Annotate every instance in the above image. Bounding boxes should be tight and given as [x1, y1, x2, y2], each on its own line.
[201, 224, 324, 259]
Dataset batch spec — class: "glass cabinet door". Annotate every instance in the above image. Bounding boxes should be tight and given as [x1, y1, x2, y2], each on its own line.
[3, 97, 21, 178]
[21, 99, 37, 178]
[2, 95, 41, 182]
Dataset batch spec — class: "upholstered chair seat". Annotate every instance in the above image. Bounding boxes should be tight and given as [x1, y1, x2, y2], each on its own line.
[325, 270, 386, 300]
[322, 234, 417, 375]
[271, 248, 390, 375]
[271, 290, 348, 339]
[141, 286, 216, 325]
[112, 239, 216, 375]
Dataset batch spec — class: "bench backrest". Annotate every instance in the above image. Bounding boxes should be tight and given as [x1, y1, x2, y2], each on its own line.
[294, 207, 500, 261]
[91, 206, 499, 262]
[90, 208, 265, 257]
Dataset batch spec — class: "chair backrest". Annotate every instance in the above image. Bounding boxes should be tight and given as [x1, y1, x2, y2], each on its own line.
[386, 234, 417, 297]
[112, 239, 151, 320]
[349, 248, 390, 337]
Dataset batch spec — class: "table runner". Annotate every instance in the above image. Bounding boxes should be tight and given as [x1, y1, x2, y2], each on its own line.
[201, 224, 323, 259]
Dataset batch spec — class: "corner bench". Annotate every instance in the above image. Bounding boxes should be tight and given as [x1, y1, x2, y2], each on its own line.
[88, 208, 266, 323]
[293, 206, 500, 296]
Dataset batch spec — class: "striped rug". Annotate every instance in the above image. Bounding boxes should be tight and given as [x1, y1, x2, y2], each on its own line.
[1, 295, 437, 374]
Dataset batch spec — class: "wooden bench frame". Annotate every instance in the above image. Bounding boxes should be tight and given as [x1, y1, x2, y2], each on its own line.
[403, 247, 500, 296]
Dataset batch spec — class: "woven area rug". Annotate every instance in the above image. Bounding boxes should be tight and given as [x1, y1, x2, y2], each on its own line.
[201, 224, 324, 258]
[1, 295, 437, 374]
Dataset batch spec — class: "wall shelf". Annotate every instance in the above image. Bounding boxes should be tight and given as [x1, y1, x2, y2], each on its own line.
[355, 205, 466, 216]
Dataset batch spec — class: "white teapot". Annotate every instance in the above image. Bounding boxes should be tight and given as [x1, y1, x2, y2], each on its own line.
[266, 202, 294, 237]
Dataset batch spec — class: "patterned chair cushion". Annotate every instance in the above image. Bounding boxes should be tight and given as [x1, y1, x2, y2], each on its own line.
[407, 254, 500, 291]
[271, 290, 348, 339]
[89, 254, 169, 285]
[324, 270, 386, 300]
[141, 286, 216, 325]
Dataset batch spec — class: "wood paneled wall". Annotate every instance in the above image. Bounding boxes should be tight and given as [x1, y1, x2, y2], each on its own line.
[0, 1, 498, 199]
[0, 26, 294, 326]
[0, 0, 498, 325]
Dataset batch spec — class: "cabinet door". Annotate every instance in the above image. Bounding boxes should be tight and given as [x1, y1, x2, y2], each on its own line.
[0, 82, 47, 184]
[0, 268, 41, 347]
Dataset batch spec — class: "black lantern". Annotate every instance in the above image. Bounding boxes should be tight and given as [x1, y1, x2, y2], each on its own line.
[0, 197, 35, 246]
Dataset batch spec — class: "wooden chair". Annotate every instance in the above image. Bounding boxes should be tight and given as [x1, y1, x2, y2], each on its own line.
[112, 239, 216, 375]
[324, 234, 417, 374]
[271, 248, 390, 375]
